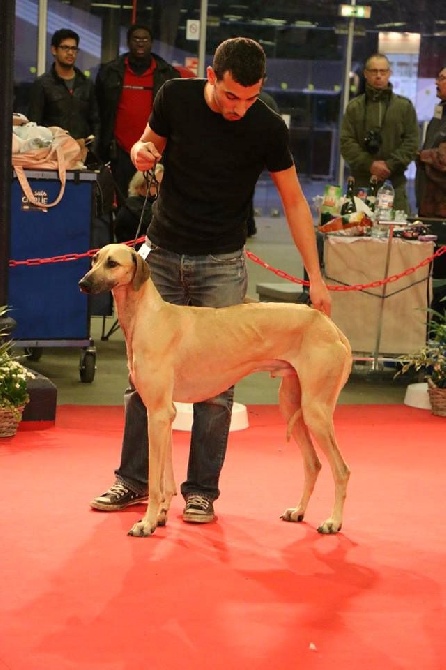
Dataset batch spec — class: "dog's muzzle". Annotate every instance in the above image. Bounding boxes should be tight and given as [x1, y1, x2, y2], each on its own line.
[78, 277, 94, 294]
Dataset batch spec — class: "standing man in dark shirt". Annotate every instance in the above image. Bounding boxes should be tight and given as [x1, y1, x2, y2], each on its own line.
[27, 29, 99, 145]
[90, 37, 330, 526]
[95, 23, 180, 206]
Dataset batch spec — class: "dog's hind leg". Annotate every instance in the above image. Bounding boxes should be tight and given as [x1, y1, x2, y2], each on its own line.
[302, 403, 350, 533]
[298, 349, 351, 534]
[278, 374, 322, 525]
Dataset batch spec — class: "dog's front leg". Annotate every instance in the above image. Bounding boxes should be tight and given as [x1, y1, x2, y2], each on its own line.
[157, 435, 177, 527]
[128, 402, 176, 537]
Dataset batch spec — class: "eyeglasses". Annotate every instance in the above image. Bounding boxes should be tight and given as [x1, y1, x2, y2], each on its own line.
[58, 45, 80, 53]
[131, 37, 150, 43]
[366, 69, 390, 76]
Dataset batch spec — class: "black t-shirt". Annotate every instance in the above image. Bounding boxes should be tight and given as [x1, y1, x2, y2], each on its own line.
[147, 78, 293, 254]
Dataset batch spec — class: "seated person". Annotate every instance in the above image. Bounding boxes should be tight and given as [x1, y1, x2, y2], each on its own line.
[114, 164, 164, 243]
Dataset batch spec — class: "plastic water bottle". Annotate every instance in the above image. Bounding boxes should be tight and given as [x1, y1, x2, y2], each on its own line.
[376, 180, 395, 222]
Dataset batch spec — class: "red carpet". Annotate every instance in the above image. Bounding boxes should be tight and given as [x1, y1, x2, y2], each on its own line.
[1, 405, 445, 670]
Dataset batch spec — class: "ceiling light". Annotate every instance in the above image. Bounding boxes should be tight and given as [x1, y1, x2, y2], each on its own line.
[376, 22, 406, 28]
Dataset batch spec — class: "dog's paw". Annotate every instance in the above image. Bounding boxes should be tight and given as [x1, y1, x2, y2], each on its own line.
[128, 519, 157, 537]
[317, 518, 342, 534]
[157, 509, 168, 527]
[280, 508, 304, 523]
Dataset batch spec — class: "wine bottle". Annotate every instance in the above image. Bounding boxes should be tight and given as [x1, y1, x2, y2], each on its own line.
[340, 177, 356, 216]
[365, 175, 378, 212]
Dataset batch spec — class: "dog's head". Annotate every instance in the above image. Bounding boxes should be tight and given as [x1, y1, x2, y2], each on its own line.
[78, 244, 150, 295]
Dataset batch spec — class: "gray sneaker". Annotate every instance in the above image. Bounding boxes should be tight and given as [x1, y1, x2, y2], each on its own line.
[183, 494, 215, 523]
[90, 480, 148, 511]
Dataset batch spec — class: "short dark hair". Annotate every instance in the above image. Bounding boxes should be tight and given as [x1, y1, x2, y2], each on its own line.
[213, 37, 266, 86]
[51, 29, 80, 48]
[364, 53, 390, 70]
[127, 23, 152, 43]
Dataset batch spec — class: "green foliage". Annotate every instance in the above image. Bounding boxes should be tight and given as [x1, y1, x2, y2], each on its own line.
[397, 301, 446, 389]
[0, 306, 35, 415]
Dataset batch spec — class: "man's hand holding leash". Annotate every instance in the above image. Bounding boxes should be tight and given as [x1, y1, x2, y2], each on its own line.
[131, 140, 162, 171]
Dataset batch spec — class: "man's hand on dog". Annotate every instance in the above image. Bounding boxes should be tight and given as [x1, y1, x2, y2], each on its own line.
[309, 279, 331, 317]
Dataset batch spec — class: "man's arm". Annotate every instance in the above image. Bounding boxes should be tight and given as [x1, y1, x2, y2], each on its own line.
[271, 166, 331, 315]
[130, 125, 167, 171]
[385, 101, 419, 174]
[26, 79, 45, 126]
[94, 66, 109, 160]
[87, 82, 101, 144]
[94, 66, 105, 119]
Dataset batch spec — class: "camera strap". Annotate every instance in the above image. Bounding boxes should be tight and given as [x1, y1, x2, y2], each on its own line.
[363, 94, 391, 131]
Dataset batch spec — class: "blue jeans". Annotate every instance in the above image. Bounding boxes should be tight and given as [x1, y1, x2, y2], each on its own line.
[115, 241, 248, 501]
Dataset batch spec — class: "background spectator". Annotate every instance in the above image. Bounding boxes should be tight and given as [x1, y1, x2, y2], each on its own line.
[95, 23, 179, 207]
[340, 53, 419, 213]
[416, 65, 446, 218]
[27, 28, 99, 151]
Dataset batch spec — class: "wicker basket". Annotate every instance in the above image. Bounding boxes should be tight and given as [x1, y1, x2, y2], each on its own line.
[427, 379, 446, 417]
[0, 405, 24, 437]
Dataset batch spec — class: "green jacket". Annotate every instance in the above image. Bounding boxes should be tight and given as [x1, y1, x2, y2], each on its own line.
[340, 83, 419, 188]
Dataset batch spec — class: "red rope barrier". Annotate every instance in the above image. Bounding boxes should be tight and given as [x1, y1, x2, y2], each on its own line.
[246, 245, 446, 292]
[8, 240, 446, 293]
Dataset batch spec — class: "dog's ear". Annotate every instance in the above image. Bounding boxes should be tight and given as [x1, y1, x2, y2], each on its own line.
[131, 249, 151, 291]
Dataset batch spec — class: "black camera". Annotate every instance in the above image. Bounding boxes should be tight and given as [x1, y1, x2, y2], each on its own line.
[364, 129, 382, 155]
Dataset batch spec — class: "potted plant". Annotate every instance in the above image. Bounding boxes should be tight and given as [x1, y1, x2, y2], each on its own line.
[0, 306, 35, 436]
[397, 300, 446, 417]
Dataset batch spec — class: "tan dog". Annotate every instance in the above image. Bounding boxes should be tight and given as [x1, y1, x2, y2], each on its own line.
[79, 244, 352, 538]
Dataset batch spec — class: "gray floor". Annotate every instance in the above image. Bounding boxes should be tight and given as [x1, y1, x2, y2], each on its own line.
[23, 205, 410, 407]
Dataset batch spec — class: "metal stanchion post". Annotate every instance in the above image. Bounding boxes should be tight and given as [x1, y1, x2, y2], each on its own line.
[371, 223, 395, 370]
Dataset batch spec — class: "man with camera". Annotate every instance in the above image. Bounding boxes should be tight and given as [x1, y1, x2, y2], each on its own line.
[340, 53, 419, 213]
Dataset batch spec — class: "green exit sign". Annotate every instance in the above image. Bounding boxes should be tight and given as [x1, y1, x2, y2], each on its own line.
[339, 5, 371, 18]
